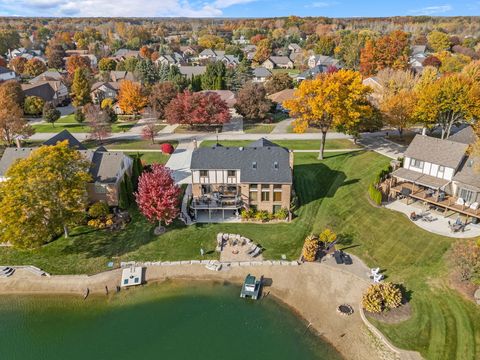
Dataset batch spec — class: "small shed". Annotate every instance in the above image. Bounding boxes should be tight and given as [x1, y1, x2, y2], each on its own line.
[121, 266, 143, 287]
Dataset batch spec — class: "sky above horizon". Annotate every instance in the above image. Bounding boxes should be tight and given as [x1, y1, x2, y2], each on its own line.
[0, 1, 478, 18]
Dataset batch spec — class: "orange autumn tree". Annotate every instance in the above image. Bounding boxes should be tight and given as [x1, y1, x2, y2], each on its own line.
[118, 80, 147, 115]
[283, 69, 372, 160]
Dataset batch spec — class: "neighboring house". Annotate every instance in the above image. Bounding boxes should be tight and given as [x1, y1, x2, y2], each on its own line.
[113, 49, 140, 60]
[307, 55, 340, 69]
[64, 50, 98, 67]
[261, 56, 294, 70]
[200, 90, 237, 108]
[7, 48, 42, 61]
[243, 45, 257, 53]
[179, 46, 197, 57]
[409, 45, 427, 74]
[267, 88, 296, 110]
[391, 130, 480, 220]
[0, 131, 133, 206]
[189, 138, 293, 221]
[362, 77, 383, 105]
[252, 67, 272, 82]
[198, 49, 239, 66]
[0, 66, 17, 81]
[22, 80, 69, 106]
[233, 36, 249, 45]
[295, 64, 337, 81]
[31, 70, 64, 83]
[155, 52, 184, 67]
[110, 71, 136, 82]
[91, 81, 120, 104]
[288, 43, 301, 53]
[179, 65, 207, 78]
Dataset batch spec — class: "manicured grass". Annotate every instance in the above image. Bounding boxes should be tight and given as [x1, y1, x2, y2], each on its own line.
[0, 150, 478, 358]
[32, 122, 137, 133]
[83, 139, 176, 151]
[200, 139, 359, 150]
[123, 151, 171, 165]
[271, 68, 300, 76]
[243, 123, 275, 134]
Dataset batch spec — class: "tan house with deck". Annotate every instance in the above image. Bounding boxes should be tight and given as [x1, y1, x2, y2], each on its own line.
[189, 138, 293, 221]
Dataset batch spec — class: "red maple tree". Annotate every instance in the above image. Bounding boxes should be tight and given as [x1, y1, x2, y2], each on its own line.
[165, 90, 231, 126]
[135, 164, 180, 231]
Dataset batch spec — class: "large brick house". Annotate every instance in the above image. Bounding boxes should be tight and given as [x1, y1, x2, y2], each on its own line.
[189, 138, 293, 221]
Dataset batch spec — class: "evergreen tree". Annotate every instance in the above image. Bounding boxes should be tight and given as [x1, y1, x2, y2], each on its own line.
[131, 154, 144, 191]
[201, 61, 226, 90]
[71, 68, 91, 106]
[135, 59, 159, 85]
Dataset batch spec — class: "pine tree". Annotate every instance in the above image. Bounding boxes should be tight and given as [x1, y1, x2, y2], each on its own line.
[118, 176, 130, 210]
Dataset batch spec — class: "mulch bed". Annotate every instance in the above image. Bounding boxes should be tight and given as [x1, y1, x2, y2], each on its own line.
[366, 302, 412, 324]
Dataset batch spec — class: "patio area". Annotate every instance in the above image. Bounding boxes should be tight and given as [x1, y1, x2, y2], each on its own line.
[386, 199, 480, 238]
[194, 209, 241, 223]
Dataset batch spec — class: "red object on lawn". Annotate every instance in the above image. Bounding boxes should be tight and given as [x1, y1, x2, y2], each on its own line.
[161, 143, 174, 154]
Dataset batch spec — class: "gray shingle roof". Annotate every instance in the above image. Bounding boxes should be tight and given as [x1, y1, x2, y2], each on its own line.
[453, 155, 480, 191]
[0, 133, 129, 184]
[405, 135, 468, 169]
[179, 66, 206, 77]
[191, 139, 292, 184]
[42, 130, 86, 150]
[448, 126, 478, 145]
[253, 67, 272, 78]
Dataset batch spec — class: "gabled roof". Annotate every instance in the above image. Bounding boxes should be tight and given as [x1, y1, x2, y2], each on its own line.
[42, 130, 86, 150]
[91, 81, 120, 92]
[31, 70, 63, 83]
[405, 135, 468, 169]
[253, 67, 272, 78]
[448, 126, 478, 145]
[453, 155, 480, 191]
[200, 90, 236, 107]
[268, 88, 296, 104]
[267, 56, 292, 65]
[21, 82, 56, 102]
[191, 139, 292, 184]
[0, 148, 33, 176]
[179, 66, 207, 77]
[310, 55, 339, 67]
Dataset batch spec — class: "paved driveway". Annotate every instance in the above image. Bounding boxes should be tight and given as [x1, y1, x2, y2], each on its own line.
[165, 141, 193, 184]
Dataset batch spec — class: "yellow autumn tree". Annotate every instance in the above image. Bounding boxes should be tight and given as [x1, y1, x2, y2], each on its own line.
[414, 74, 480, 139]
[379, 89, 417, 138]
[0, 141, 91, 248]
[283, 69, 372, 159]
[118, 80, 147, 115]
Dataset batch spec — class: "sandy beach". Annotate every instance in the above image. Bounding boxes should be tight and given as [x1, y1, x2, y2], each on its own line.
[0, 259, 422, 360]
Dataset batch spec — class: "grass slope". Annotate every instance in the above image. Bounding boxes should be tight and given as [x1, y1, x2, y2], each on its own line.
[0, 150, 478, 358]
[200, 139, 359, 150]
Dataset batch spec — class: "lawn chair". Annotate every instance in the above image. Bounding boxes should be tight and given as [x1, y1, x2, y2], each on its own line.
[247, 244, 258, 255]
[373, 274, 384, 283]
[341, 252, 353, 265]
[251, 247, 262, 258]
[370, 267, 380, 276]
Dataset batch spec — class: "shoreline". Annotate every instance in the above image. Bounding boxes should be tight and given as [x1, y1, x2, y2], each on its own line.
[0, 261, 422, 360]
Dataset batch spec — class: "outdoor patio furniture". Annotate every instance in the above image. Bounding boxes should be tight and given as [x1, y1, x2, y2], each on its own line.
[400, 188, 412, 197]
[373, 274, 384, 283]
[425, 189, 434, 198]
[250, 247, 262, 258]
[333, 251, 343, 264]
[470, 202, 480, 210]
[437, 192, 446, 201]
[247, 244, 258, 254]
[370, 267, 380, 275]
[456, 198, 465, 206]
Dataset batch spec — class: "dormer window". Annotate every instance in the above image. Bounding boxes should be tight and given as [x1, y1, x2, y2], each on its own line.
[252, 162, 257, 169]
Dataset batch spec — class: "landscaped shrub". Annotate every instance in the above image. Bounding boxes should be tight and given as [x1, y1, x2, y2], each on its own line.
[319, 228, 337, 247]
[241, 208, 255, 220]
[302, 234, 319, 262]
[274, 208, 289, 220]
[254, 210, 270, 222]
[87, 214, 114, 229]
[119, 175, 133, 210]
[449, 239, 480, 283]
[161, 142, 175, 154]
[88, 201, 110, 219]
[368, 182, 383, 205]
[362, 283, 403, 313]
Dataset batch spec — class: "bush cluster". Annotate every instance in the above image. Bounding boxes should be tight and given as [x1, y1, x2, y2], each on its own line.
[302, 234, 320, 262]
[240, 207, 288, 222]
[87, 201, 113, 229]
[362, 282, 403, 313]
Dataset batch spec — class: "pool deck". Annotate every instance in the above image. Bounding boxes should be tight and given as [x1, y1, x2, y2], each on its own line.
[0, 261, 421, 360]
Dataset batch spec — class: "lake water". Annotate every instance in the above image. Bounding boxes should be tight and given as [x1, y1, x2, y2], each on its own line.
[0, 281, 343, 360]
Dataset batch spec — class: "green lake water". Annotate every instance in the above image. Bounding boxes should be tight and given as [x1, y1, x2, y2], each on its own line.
[0, 281, 343, 360]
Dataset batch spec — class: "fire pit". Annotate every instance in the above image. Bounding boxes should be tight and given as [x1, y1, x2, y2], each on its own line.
[337, 304, 354, 316]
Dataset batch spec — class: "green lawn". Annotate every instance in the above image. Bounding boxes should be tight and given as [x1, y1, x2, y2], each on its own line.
[32, 122, 137, 133]
[83, 139, 176, 151]
[57, 114, 77, 123]
[200, 139, 359, 150]
[0, 150, 478, 358]
[123, 151, 171, 165]
[243, 123, 275, 134]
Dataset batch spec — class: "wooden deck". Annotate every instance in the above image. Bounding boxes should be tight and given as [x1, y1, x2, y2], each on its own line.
[391, 183, 480, 219]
